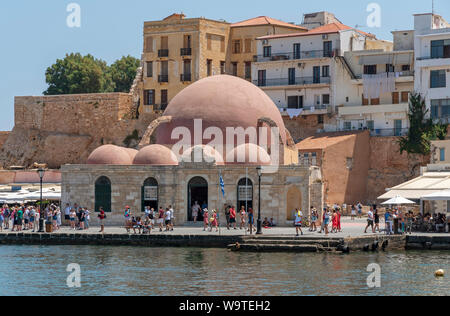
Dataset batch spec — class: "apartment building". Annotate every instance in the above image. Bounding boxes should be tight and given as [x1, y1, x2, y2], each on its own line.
[138, 14, 230, 115]
[414, 13, 450, 124]
[251, 21, 379, 132]
[137, 14, 305, 114]
[337, 31, 414, 136]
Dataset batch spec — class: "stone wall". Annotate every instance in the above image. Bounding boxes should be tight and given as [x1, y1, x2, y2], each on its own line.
[61, 164, 321, 227]
[0, 132, 10, 151]
[366, 137, 429, 203]
[0, 93, 158, 169]
[283, 114, 336, 142]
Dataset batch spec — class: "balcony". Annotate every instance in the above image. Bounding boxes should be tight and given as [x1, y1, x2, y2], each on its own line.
[317, 127, 409, 137]
[180, 73, 192, 82]
[158, 75, 169, 83]
[354, 71, 415, 79]
[254, 50, 336, 63]
[158, 49, 169, 58]
[254, 76, 331, 87]
[180, 48, 192, 56]
[280, 105, 330, 116]
[338, 103, 408, 116]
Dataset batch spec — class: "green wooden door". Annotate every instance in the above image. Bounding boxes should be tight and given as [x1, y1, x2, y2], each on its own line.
[95, 177, 111, 213]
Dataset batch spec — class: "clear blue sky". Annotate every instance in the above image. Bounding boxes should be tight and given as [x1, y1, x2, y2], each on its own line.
[0, 0, 448, 131]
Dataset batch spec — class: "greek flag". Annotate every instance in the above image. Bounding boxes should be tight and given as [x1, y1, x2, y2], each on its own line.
[219, 175, 225, 197]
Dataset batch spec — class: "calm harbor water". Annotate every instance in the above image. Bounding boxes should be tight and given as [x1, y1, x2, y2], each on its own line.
[0, 245, 448, 296]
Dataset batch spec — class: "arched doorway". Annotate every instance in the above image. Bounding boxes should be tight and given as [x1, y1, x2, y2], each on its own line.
[286, 186, 302, 221]
[188, 177, 208, 221]
[142, 178, 158, 213]
[237, 178, 253, 211]
[95, 176, 111, 213]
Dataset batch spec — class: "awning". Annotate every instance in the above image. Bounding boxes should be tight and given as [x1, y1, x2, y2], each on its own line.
[378, 189, 439, 200]
[381, 196, 416, 205]
[421, 190, 450, 201]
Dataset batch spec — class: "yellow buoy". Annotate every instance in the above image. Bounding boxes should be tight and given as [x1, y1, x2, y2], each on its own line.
[435, 269, 445, 277]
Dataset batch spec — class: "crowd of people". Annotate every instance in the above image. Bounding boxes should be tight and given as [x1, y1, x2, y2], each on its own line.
[0, 203, 62, 232]
[123, 205, 176, 234]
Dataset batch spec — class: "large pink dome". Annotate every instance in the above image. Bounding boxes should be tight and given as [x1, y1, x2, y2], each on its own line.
[225, 143, 271, 165]
[155, 75, 287, 146]
[133, 144, 179, 165]
[87, 145, 134, 165]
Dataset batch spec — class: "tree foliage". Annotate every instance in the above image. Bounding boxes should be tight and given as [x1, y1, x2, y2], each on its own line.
[108, 55, 141, 93]
[43, 53, 139, 95]
[398, 92, 447, 155]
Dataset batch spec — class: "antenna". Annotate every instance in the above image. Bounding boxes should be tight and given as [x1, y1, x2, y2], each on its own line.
[432, 0, 435, 14]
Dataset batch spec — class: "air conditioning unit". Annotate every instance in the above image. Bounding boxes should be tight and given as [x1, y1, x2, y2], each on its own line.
[322, 34, 328, 40]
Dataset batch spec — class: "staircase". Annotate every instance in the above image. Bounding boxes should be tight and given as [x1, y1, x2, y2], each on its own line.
[228, 236, 345, 253]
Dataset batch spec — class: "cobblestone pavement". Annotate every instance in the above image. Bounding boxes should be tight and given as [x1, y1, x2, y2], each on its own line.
[0, 217, 448, 238]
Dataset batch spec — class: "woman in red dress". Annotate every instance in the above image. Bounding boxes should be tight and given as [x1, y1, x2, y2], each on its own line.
[331, 209, 338, 233]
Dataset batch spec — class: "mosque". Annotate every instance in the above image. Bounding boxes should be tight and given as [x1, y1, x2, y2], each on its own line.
[61, 75, 324, 226]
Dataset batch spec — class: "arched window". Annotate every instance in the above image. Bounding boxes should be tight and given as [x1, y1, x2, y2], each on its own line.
[95, 176, 111, 213]
[188, 177, 208, 221]
[142, 178, 158, 212]
[237, 178, 253, 211]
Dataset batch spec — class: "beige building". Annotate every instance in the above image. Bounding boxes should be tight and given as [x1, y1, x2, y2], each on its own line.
[136, 14, 306, 115]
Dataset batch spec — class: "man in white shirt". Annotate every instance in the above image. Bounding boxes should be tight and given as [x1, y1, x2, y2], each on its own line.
[364, 208, 375, 233]
[64, 203, 71, 221]
[169, 205, 175, 231]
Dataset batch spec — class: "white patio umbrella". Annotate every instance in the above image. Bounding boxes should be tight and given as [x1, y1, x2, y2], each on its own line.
[421, 190, 450, 201]
[381, 195, 416, 205]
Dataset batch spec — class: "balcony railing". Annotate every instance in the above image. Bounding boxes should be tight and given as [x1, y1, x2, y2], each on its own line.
[354, 71, 415, 79]
[180, 48, 192, 56]
[324, 127, 409, 137]
[158, 49, 169, 58]
[158, 75, 169, 83]
[180, 73, 192, 82]
[254, 50, 336, 62]
[254, 76, 331, 87]
[417, 55, 450, 61]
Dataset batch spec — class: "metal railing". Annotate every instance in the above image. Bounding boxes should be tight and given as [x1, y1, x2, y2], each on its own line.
[354, 71, 415, 79]
[254, 50, 336, 62]
[254, 76, 331, 87]
[315, 127, 409, 137]
[417, 55, 450, 61]
[180, 48, 192, 56]
[158, 49, 169, 58]
[158, 75, 169, 83]
[180, 73, 192, 82]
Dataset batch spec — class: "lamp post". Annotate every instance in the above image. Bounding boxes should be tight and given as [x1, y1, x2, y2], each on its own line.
[256, 166, 262, 235]
[37, 168, 45, 233]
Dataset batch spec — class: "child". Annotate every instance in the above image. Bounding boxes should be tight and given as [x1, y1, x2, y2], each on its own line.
[294, 209, 303, 236]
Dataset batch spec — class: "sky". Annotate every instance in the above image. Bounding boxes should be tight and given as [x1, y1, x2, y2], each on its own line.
[0, 0, 449, 131]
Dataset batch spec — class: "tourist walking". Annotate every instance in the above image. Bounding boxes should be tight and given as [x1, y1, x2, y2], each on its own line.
[169, 205, 175, 231]
[357, 202, 363, 218]
[70, 208, 77, 230]
[374, 208, 380, 233]
[158, 207, 164, 232]
[224, 204, 231, 230]
[337, 208, 342, 232]
[309, 208, 318, 232]
[385, 209, 393, 235]
[323, 208, 330, 235]
[294, 209, 303, 236]
[98, 207, 106, 233]
[164, 208, 171, 231]
[124, 206, 132, 233]
[364, 207, 375, 234]
[210, 210, 218, 232]
[248, 207, 254, 235]
[351, 205, 356, 220]
[239, 206, 246, 230]
[229, 206, 237, 230]
[406, 211, 414, 235]
[331, 209, 338, 233]
[203, 208, 209, 231]
[192, 201, 200, 223]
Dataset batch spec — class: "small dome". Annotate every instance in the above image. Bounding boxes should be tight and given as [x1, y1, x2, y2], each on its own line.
[133, 144, 179, 165]
[225, 143, 271, 165]
[87, 145, 134, 165]
[180, 145, 225, 165]
[124, 148, 139, 161]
